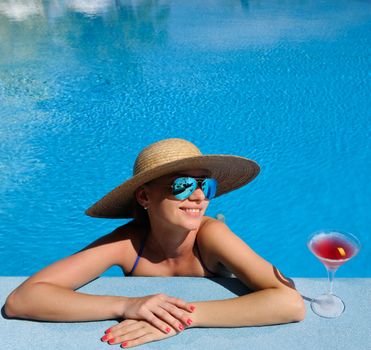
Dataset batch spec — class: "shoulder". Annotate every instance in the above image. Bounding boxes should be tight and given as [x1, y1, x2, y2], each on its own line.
[16, 221, 144, 290]
[196, 216, 244, 264]
[82, 221, 138, 251]
[197, 216, 256, 271]
[197, 216, 238, 248]
[80, 220, 144, 267]
[198, 218, 297, 292]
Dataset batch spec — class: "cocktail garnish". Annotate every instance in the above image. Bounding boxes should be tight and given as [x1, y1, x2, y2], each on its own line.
[337, 247, 346, 257]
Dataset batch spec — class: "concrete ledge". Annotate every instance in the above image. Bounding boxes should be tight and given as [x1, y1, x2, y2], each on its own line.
[1, 277, 370, 349]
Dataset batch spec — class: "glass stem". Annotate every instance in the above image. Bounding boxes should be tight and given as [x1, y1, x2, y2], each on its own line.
[327, 268, 337, 295]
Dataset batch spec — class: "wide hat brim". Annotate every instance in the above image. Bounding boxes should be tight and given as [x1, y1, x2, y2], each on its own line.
[85, 154, 260, 219]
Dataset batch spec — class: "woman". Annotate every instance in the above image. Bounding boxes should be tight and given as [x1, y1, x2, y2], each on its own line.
[5, 138, 305, 348]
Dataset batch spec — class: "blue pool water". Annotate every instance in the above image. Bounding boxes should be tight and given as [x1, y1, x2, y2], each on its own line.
[0, 0, 370, 277]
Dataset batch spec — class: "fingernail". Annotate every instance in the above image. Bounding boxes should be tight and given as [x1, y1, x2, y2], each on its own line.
[186, 318, 193, 325]
[105, 328, 112, 334]
[108, 338, 115, 344]
[166, 327, 171, 333]
[190, 305, 196, 312]
[121, 342, 128, 348]
[178, 324, 184, 331]
[101, 335, 109, 342]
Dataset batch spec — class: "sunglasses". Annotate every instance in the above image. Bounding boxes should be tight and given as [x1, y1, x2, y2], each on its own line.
[171, 177, 218, 200]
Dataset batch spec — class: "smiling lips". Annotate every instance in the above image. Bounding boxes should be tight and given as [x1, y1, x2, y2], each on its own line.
[180, 207, 202, 217]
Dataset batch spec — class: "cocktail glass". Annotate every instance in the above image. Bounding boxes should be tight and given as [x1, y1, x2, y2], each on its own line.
[307, 230, 361, 318]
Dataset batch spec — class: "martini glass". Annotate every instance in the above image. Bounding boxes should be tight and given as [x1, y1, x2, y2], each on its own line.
[307, 230, 361, 318]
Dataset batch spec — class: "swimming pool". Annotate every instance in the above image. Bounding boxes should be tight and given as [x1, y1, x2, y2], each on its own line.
[0, 0, 370, 277]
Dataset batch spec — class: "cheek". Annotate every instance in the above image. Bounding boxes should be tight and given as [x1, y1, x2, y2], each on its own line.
[154, 198, 179, 218]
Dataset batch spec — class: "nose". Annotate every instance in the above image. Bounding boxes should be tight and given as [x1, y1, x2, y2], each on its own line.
[188, 187, 206, 201]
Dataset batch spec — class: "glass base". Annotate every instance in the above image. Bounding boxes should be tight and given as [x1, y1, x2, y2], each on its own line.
[310, 294, 345, 318]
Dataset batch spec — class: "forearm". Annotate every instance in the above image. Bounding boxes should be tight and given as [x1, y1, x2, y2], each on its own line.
[189, 288, 305, 327]
[5, 282, 128, 322]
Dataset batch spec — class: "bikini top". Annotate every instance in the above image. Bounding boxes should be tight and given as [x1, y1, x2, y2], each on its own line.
[125, 234, 218, 277]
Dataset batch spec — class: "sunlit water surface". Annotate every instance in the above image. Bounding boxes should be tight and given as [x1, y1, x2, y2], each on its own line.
[0, 0, 370, 277]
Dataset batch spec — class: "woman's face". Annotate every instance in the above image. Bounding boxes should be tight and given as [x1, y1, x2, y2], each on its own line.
[141, 169, 211, 231]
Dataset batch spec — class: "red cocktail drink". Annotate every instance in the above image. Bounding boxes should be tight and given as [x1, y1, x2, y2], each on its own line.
[307, 230, 361, 318]
[309, 234, 357, 269]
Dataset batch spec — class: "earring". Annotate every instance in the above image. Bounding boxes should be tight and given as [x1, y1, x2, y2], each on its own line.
[144, 207, 148, 210]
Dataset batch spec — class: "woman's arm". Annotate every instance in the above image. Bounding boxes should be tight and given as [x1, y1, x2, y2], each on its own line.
[189, 219, 306, 327]
[4, 228, 130, 321]
[5, 224, 192, 334]
[4, 226, 194, 332]
[188, 288, 304, 327]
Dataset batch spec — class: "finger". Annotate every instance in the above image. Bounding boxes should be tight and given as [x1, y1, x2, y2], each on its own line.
[104, 324, 117, 334]
[106, 320, 137, 334]
[144, 310, 175, 334]
[112, 321, 145, 338]
[120, 333, 158, 349]
[153, 305, 186, 332]
[102, 320, 138, 342]
[161, 302, 194, 328]
[166, 296, 196, 313]
[107, 324, 148, 346]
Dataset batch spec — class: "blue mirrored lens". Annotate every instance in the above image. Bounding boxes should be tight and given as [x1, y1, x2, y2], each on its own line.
[172, 177, 197, 200]
[202, 178, 217, 199]
[172, 177, 218, 200]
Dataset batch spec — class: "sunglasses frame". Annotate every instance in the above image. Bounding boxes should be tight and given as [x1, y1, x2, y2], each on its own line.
[171, 177, 217, 200]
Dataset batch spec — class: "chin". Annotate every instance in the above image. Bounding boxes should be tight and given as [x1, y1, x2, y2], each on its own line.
[166, 208, 204, 231]
[178, 216, 203, 231]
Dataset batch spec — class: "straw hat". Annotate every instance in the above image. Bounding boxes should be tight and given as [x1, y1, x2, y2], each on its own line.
[85, 138, 260, 218]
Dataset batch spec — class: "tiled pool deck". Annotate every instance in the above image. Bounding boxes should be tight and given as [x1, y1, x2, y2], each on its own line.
[1, 277, 370, 349]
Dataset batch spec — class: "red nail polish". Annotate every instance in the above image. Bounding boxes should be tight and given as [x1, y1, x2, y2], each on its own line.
[186, 319, 193, 325]
[101, 335, 109, 342]
[178, 324, 184, 331]
[190, 305, 196, 312]
[166, 327, 171, 333]
[121, 342, 128, 348]
[105, 328, 112, 334]
[108, 338, 115, 344]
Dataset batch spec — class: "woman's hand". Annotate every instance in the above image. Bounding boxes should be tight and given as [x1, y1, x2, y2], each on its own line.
[121, 294, 195, 334]
[101, 319, 178, 348]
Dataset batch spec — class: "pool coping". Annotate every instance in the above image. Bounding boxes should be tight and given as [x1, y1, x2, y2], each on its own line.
[1, 277, 370, 349]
